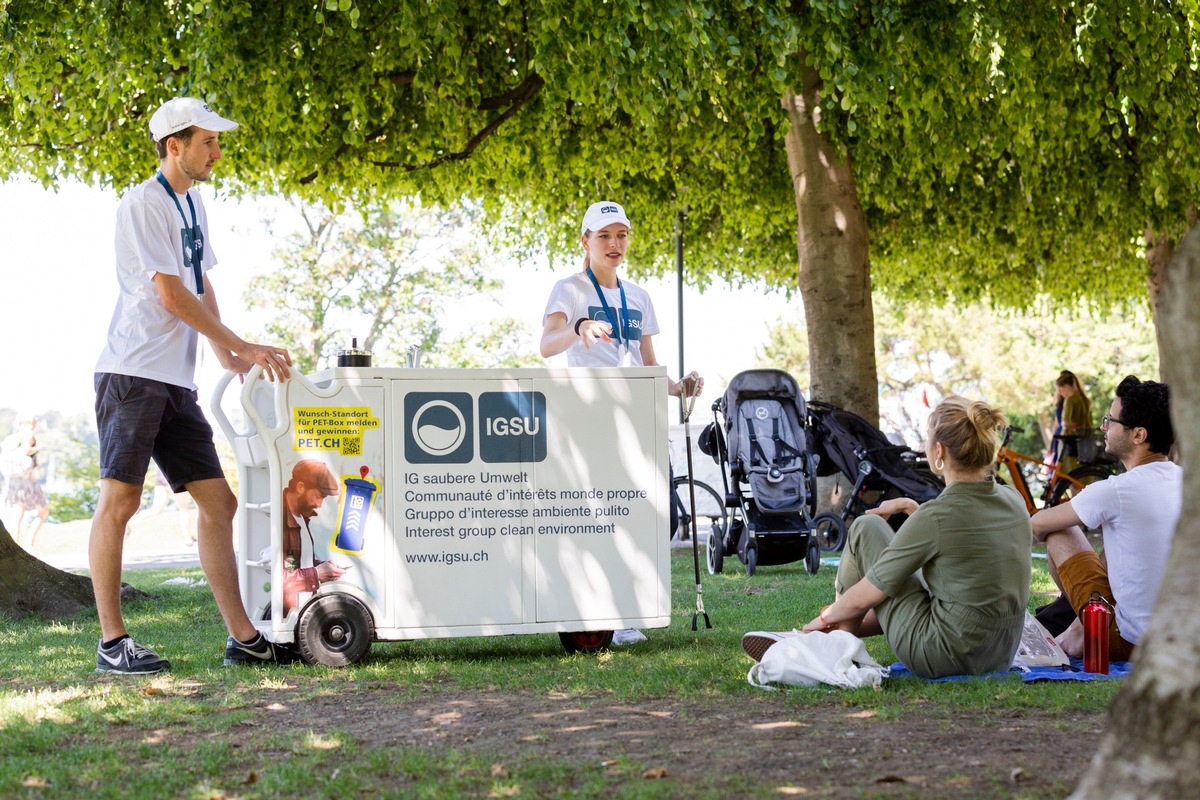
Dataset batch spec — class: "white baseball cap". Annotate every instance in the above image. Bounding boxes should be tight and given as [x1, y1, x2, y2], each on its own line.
[148, 97, 239, 142]
[581, 201, 632, 236]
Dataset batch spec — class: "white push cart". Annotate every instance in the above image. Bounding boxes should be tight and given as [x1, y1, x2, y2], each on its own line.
[211, 365, 671, 666]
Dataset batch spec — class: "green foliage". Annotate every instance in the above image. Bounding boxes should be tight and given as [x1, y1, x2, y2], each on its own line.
[45, 431, 99, 523]
[756, 320, 811, 393]
[760, 293, 1158, 440]
[4, 2, 1197, 309]
[1003, 413, 1049, 460]
[244, 200, 498, 371]
[427, 317, 543, 369]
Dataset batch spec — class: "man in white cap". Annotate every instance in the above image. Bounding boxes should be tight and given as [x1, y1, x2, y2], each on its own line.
[91, 96, 295, 673]
[540, 200, 703, 646]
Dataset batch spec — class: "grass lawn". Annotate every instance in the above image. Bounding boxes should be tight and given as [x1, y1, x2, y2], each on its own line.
[1, 546, 1119, 799]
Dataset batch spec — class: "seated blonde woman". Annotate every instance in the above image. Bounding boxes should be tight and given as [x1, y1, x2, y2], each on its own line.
[744, 396, 1032, 679]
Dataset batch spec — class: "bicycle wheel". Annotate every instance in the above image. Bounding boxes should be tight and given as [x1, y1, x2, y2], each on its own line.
[1047, 465, 1113, 507]
[672, 475, 729, 548]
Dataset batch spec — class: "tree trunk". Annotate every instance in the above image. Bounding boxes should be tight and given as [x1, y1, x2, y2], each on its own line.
[781, 64, 880, 424]
[1071, 221, 1200, 799]
[1144, 225, 1174, 386]
[0, 519, 99, 619]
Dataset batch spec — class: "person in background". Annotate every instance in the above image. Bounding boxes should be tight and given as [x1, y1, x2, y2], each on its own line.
[1032, 375, 1180, 661]
[540, 200, 702, 646]
[743, 396, 1031, 679]
[90, 96, 295, 674]
[1052, 370, 1093, 474]
[2, 415, 50, 552]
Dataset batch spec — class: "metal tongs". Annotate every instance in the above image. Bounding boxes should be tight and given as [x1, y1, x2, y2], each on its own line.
[680, 377, 712, 631]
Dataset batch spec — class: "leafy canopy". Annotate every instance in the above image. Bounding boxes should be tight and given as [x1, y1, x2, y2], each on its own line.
[759, 294, 1159, 443]
[244, 201, 537, 371]
[3, 1, 1198, 306]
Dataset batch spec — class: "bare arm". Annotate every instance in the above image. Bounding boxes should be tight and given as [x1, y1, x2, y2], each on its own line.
[540, 310, 613, 358]
[640, 334, 702, 398]
[867, 497, 919, 519]
[1031, 501, 1084, 543]
[153, 272, 291, 381]
[802, 577, 888, 632]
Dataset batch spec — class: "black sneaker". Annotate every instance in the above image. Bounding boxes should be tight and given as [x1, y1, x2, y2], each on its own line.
[96, 637, 171, 674]
[224, 633, 299, 666]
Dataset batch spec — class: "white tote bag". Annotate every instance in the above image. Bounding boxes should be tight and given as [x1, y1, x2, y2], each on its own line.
[747, 630, 887, 690]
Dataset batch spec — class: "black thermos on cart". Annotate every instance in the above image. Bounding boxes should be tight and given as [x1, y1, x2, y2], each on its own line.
[337, 338, 372, 367]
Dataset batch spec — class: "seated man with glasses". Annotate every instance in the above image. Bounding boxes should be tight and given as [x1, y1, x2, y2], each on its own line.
[1031, 375, 1181, 660]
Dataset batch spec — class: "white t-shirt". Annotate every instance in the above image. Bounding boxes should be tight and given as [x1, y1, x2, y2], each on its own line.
[542, 272, 660, 368]
[95, 176, 218, 389]
[1071, 460, 1182, 644]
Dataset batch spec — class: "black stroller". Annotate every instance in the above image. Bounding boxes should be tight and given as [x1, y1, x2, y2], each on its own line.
[700, 369, 840, 577]
[806, 401, 943, 550]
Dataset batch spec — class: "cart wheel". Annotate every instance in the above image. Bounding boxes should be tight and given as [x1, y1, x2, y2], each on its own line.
[805, 539, 821, 575]
[811, 511, 848, 552]
[297, 594, 373, 667]
[706, 522, 725, 575]
[559, 630, 614, 654]
[745, 544, 757, 577]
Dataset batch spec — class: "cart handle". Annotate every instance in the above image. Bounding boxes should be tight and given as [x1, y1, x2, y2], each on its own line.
[210, 369, 250, 444]
[239, 365, 276, 439]
[240, 365, 347, 436]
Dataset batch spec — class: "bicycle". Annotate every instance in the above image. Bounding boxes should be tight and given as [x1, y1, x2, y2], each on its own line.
[671, 474, 729, 551]
[995, 426, 1118, 514]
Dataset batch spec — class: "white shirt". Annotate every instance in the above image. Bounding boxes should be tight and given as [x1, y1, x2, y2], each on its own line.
[95, 176, 218, 389]
[542, 272, 660, 367]
[1071, 460, 1182, 644]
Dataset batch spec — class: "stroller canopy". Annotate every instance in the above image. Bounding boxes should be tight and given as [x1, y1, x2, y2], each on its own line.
[808, 401, 940, 502]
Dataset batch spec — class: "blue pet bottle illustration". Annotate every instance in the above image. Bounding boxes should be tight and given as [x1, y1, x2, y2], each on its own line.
[334, 466, 378, 554]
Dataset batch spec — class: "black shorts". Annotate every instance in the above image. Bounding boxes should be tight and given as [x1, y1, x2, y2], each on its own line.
[94, 373, 224, 492]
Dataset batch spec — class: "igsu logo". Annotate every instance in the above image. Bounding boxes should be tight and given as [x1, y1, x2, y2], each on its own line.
[485, 414, 540, 436]
[402, 391, 546, 464]
[404, 393, 473, 463]
[479, 391, 546, 463]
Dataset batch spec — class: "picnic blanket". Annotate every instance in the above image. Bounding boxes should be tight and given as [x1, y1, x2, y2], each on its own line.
[887, 657, 1131, 682]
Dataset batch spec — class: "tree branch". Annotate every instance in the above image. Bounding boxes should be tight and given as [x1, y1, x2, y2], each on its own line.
[298, 73, 544, 184]
[375, 72, 543, 168]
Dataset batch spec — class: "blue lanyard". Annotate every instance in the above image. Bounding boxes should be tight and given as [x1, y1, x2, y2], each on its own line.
[155, 172, 204, 296]
[585, 267, 629, 346]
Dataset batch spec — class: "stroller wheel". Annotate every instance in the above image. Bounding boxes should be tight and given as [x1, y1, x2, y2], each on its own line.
[744, 544, 757, 577]
[706, 523, 724, 575]
[805, 539, 821, 575]
[811, 511, 848, 552]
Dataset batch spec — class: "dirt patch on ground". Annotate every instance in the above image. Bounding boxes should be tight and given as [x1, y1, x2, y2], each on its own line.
[242, 687, 1101, 798]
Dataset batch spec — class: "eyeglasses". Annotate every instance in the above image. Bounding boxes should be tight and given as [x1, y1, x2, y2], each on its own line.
[1101, 414, 1131, 429]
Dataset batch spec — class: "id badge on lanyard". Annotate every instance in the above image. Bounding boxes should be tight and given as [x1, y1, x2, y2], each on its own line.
[585, 267, 632, 364]
[155, 172, 205, 296]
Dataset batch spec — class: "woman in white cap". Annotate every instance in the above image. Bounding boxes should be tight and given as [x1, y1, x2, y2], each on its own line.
[541, 201, 703, 646]
[540, 201, 700, 397]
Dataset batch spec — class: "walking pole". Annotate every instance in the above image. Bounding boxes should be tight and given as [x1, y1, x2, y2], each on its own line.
[680, 378, 712, 630]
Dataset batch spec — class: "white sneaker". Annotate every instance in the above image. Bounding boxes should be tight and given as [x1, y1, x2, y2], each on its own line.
[611, 628, 648, 646]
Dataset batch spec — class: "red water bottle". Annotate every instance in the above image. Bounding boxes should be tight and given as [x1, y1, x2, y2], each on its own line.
[1082, 593, 1113, 675]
